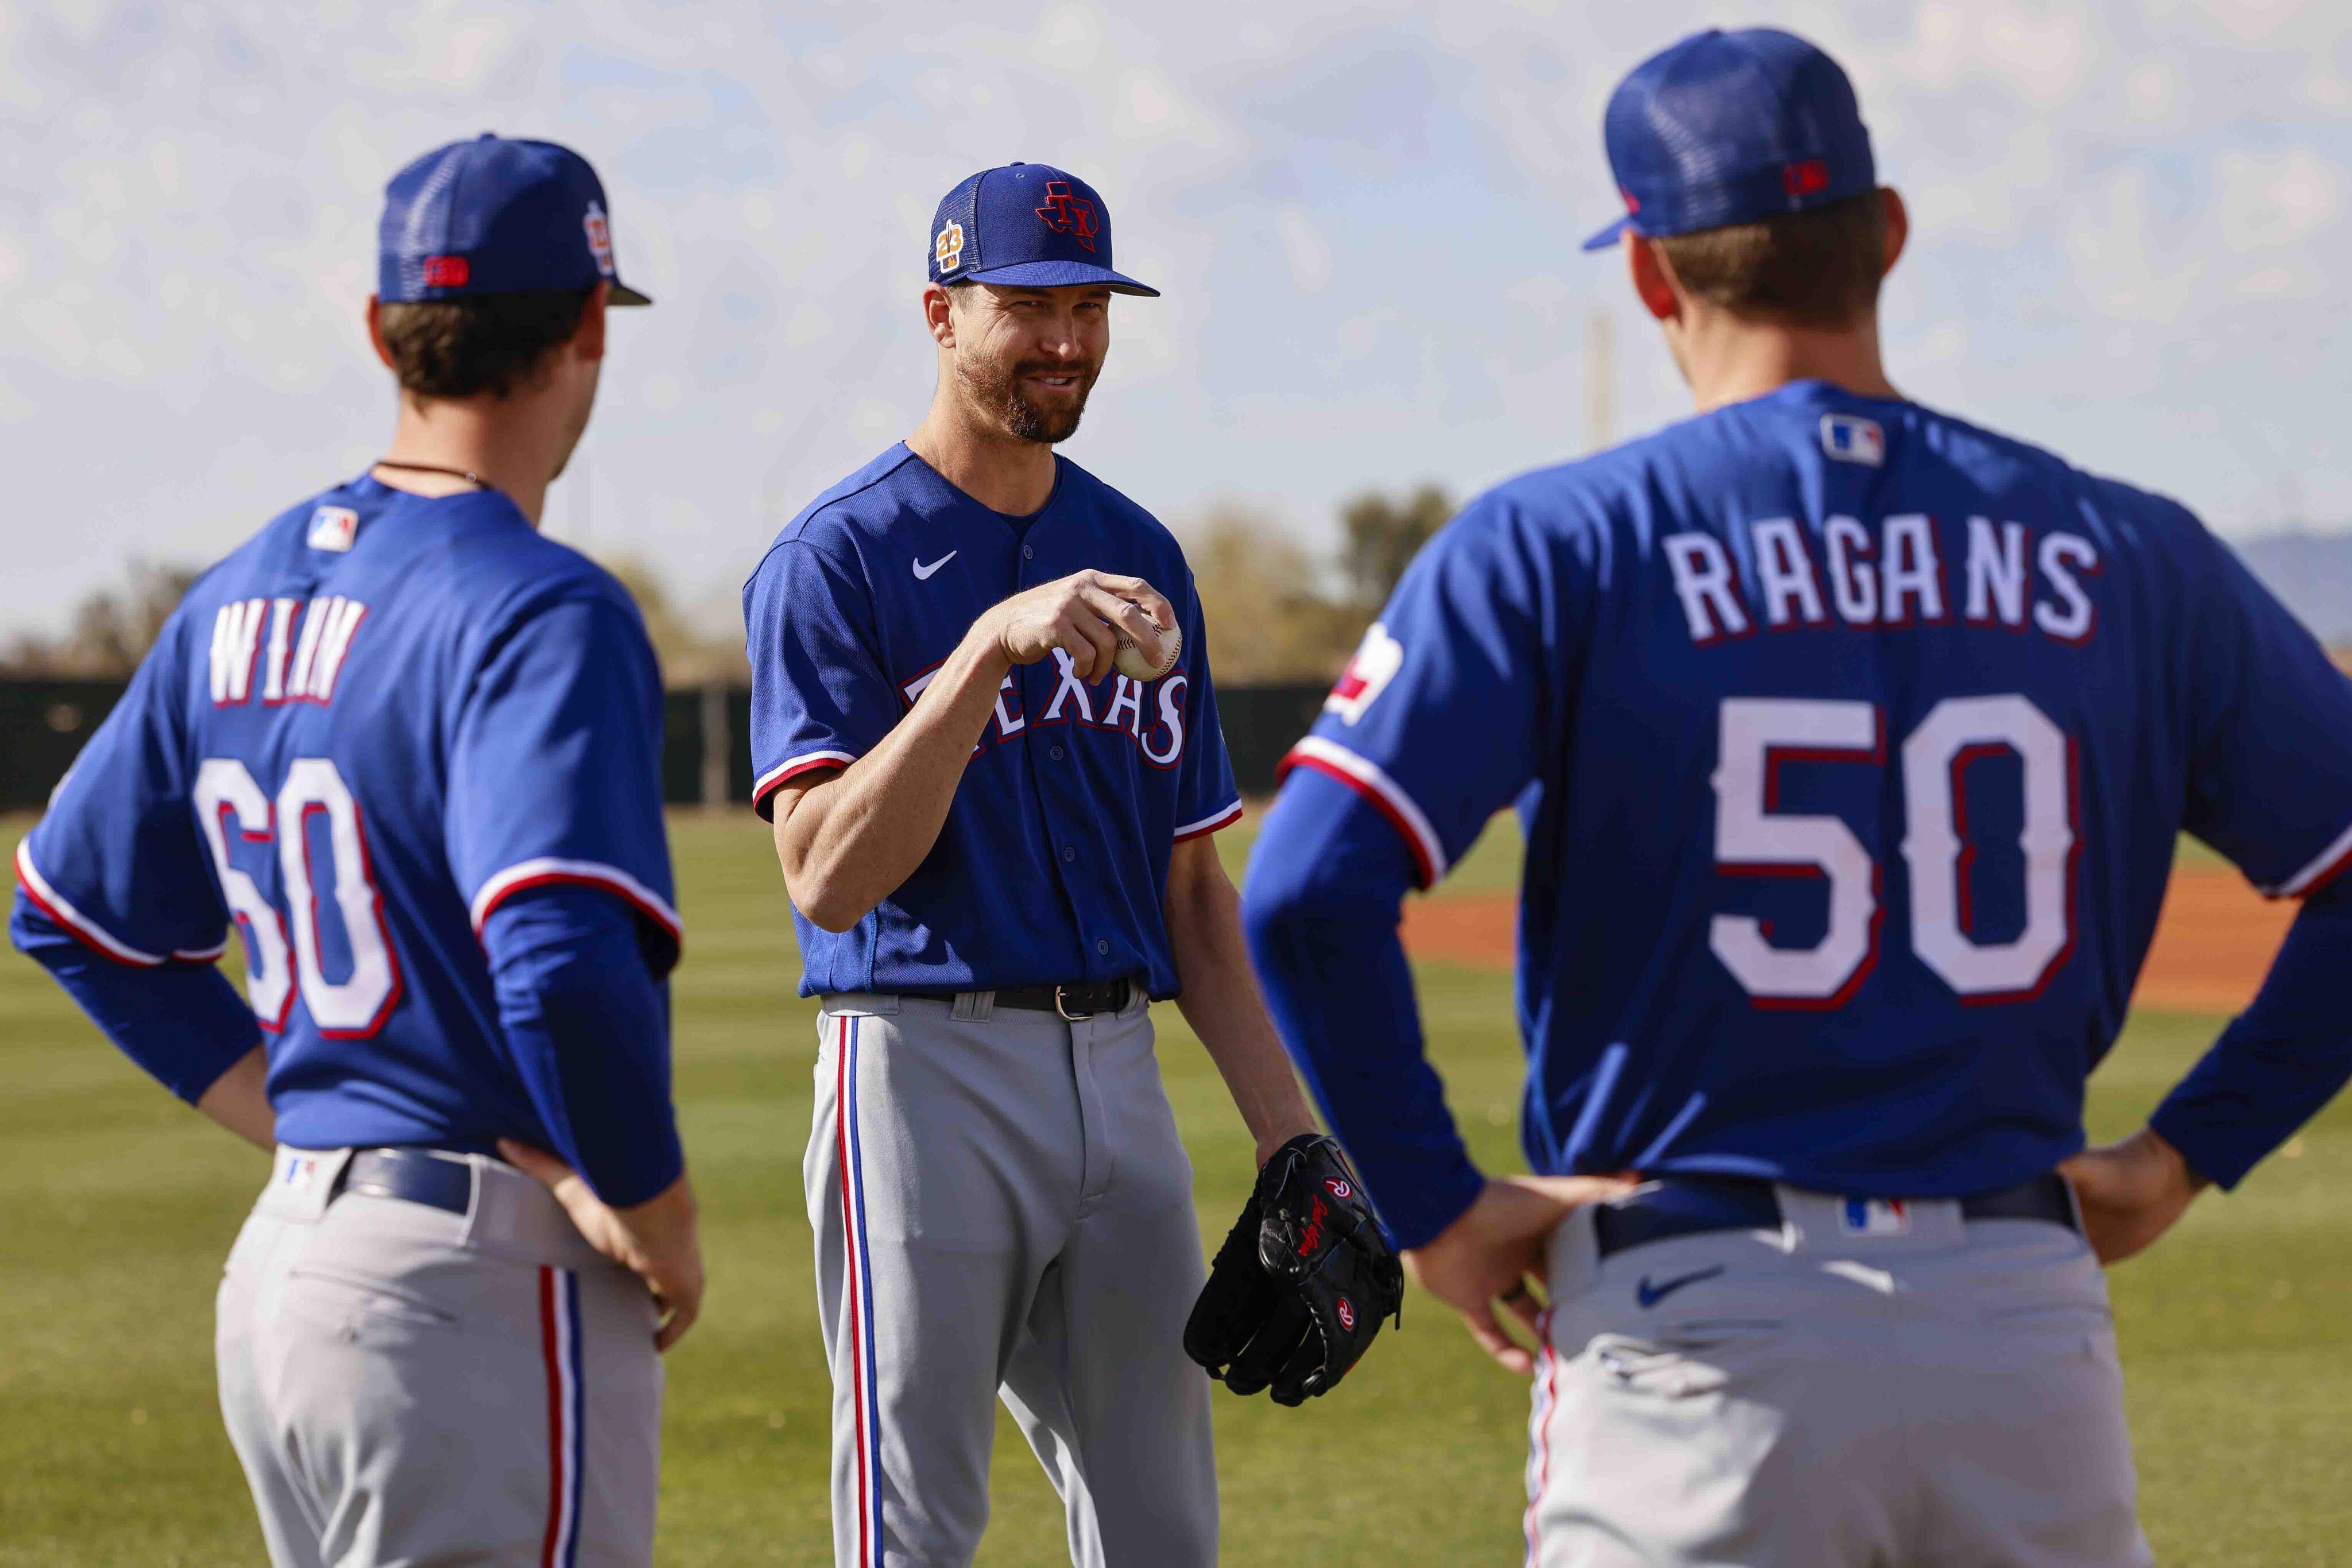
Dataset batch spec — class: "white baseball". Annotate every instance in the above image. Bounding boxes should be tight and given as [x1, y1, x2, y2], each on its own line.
[1114, 617, 1181, 682]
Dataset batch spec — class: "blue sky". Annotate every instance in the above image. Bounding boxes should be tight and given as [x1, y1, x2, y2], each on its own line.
[5, 0, 2350, 635]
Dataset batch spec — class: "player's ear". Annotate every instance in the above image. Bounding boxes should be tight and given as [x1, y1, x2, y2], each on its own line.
[1878, 187, 1909, 280]
[573, 281, 610, 364]
[1626, 236, 1681, 323]
[364, 294, 396, 370]
[922, 282, 958, 349]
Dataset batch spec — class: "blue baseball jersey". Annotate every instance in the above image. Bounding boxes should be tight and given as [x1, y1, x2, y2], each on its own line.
[13, 476, 682, 1166]
[744, 444, 1241, 998]
[1283, 379, 2352, 1199]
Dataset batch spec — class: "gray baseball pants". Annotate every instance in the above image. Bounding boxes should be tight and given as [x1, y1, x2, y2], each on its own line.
[216, 1146, 664, 1568]
[1526, 1185, 2152, 1567]
[805, 992, 1217, 1568]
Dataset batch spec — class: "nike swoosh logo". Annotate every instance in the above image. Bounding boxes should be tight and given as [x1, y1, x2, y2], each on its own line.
[912, 551, 957, 580]
[1635, 1264, 1725, 1310]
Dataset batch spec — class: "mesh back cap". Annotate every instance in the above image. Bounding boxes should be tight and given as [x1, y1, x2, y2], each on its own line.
[1581, 28, 1877, 251]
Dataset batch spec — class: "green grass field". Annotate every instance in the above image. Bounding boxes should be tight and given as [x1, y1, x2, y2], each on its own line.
[3, 811, 2347, 1566]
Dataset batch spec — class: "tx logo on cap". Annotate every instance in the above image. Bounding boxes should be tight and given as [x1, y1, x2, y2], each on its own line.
[583, 200, 616, 279]
[1035, 181, 1098, 252]
[935, 220, 965, 273]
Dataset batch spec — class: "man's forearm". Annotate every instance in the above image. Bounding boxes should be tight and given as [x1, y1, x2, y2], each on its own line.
[1166, 842, 1317, 1163]
[775, 628, 1009, 930]
[195, 1045, 276, 1152]
[2148, 876, 2352, 1188]
[1239, 771, 1489, 1248]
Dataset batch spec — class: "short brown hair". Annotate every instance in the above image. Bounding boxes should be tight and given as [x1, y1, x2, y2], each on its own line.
[377, 288, 593, 399]
[1654, 191, 1887, 327]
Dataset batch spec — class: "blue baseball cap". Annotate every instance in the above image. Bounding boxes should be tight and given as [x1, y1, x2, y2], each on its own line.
[1581, 28, 1877, 252]
[927, 162, 1158, 297]
[379, 134, 651, 305]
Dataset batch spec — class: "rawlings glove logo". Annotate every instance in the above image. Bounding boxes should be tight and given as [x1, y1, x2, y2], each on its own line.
[1181, 1133, 1404, 1409]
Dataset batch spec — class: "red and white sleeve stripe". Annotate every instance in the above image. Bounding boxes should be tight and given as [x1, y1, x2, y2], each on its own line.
[2262, 818, 2352, 899]
[470, 858, 683, 946]
[753, 749, 858, 810]
[14, 839, 221, 966]
[1278, 736, 1450, 888]
[1174, 799, 1245, 842]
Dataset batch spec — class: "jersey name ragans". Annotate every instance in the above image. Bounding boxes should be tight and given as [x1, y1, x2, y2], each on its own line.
[1283, 378, 2352, 1201]
[1662, 514, 2099, 646]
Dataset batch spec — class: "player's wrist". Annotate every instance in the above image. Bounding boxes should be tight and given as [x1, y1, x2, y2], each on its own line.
[958, 606, 1018, 678]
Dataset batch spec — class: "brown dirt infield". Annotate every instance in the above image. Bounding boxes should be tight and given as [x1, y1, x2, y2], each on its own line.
[1400, 863, 2295, 1016]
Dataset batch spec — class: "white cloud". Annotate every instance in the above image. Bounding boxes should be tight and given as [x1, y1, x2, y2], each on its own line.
[7, 0, 2352, 637]
[1276, 208, 1334, 294]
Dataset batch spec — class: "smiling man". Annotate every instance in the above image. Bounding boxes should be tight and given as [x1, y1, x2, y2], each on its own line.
[741, 163, 1364, 1568]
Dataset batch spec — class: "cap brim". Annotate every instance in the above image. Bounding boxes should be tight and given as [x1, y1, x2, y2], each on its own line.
[964, 259, 1159, 297]
[1579, 216, 1635, 253]
[609, 280, 653, 306]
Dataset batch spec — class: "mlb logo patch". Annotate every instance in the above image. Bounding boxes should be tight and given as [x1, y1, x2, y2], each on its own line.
[1323, 622, 1403, 726]
[307, 506, 358, 552]
[1842, 1197, 1909, 1236]
[282, 1155, 319, 1190]
[1820, 413, 1885, 466]
[583, 200, 617, 279]
[935, 220, 966, 273]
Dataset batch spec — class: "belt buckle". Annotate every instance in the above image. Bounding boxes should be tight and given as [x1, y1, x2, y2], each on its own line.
[1054, 984, 1094, 1022]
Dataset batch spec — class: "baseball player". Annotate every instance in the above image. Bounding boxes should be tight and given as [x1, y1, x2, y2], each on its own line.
[9, 135, 701, 1567]
[1242, 28, 2352, 1567]
[744, 162, 1399, 1568]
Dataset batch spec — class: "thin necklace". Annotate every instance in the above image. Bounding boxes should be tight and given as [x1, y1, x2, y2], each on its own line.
[373, 458, 489, 490]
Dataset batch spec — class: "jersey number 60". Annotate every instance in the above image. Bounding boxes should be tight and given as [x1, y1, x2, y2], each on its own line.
[1710, 694, 2075, 1006]
[192, 756, 401, 1036]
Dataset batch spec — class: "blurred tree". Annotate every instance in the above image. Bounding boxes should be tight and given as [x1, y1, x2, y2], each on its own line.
[1337, 483, 1453, 619]
[598, 554, 748, 688]
[1, 560, 199, 677]
[1185, 505, 1358, 682]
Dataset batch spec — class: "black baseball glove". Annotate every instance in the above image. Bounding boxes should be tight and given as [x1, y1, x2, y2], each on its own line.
[1183, 1133, 1404, 1407]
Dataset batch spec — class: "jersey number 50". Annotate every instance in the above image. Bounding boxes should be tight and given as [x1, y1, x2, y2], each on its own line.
[1711, 694, 2075, 1007]
[192, 756, 401, 1036]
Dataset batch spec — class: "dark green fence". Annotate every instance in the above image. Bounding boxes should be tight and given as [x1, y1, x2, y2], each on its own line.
[3, 680, 1324, 811]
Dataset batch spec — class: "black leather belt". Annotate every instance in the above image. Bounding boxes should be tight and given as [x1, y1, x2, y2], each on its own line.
[1592, 1172, 2078, 1260]
[898, 976, 1140, 1020]
[333, 1148, 475, 1217]
[995, 978, 1135, 1019]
